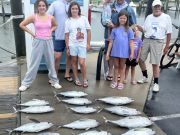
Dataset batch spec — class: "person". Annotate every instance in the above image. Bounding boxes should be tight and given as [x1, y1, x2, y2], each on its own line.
[124, 25, 142, 85]
[65, 2, 91, 88]
[137, 0, 172, 92]
[101, 0, 114, 81]
[19, 0, 62, 91]
[47, 0, 73, 82]
[102, 0, 137, 81]
[106, 10, 134, 90]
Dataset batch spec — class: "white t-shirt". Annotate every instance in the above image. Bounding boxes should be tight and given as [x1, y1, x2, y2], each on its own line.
[65, 16, 91, 47]
[143, 13, 172, 39]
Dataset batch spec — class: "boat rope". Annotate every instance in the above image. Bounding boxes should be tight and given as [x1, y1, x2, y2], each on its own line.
[0, 46, 16, 55]
[0, 15, 24, 28]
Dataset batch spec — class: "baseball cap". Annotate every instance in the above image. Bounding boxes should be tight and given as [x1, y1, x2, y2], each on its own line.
[152, 0, 162, 6]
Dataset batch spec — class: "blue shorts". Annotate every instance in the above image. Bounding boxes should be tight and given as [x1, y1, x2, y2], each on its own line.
[53, 39, 66, 52]
[69, 46, 87, 58]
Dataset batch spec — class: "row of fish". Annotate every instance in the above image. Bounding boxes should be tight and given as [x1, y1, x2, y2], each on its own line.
[10, 117, 154, 134]
[11, 91, 155, 134]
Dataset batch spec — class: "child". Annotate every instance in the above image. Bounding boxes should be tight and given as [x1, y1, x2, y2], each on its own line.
[106, 10, 134, 90]
[65, 2, 91, 88]
[19, 0, 62, 91]
[124, 25, 142, 84]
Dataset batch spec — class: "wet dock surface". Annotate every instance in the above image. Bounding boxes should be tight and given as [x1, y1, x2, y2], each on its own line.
[17, 52, 165, 135]
[0, 62, 19, 134]
[144, 67, 180, 135]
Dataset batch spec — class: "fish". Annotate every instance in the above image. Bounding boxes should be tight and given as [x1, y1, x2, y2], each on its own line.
[13, 106, 54, 114]
[57, 91, 88, 98]
[59, 119, 100, 130]
[122, 128, 155, 135]
[9, 122, 53, 134]
[104, 116, 152, 128]
[60, 98, 92, 105]
[96, 96, 134, 105]
[104, 106, 141, 116]
[78, 130, 112, 135]
[38, 132, 60, 135]
[68, 106, 100, 114]
[17, 99, 49, 106]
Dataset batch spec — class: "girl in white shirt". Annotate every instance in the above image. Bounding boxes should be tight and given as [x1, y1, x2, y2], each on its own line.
[65, 1, 91, 88]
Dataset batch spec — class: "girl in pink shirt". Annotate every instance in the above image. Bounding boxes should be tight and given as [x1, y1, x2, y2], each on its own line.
[19, 0, 62, 91]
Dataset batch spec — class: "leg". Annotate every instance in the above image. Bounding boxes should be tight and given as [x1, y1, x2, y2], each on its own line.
[118, 58, 126, 84]
[21, 39, 44, 87]
[54, 51, 62, 74]
[131, 66, 136, 84]
[124, 66, 130, 83]
[64, 51, 73, 80]
[44, 39, 59, 84]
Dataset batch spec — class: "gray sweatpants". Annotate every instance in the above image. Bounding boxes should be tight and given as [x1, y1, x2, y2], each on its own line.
[21, 38, 59, 87]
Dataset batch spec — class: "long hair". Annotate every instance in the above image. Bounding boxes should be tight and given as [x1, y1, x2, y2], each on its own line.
[68, 1, 81, 18]
[35, 0, 48, 13]
[116, 10, 129, 32]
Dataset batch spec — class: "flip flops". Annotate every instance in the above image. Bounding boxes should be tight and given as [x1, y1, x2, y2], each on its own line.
[64, 76, 73, 82]
[83, 80, 88, 88]
[106, 76, 113, 81]
[74, 79, 82, 86]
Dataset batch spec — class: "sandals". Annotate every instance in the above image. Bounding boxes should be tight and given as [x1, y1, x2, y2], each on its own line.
[64, 76, 73, 82]
[83, 80, 88, 88]
[110, 82, 117, 89]
[131, 80, 137, 85]
[74, 80, 82, 86]
[106, 76, 113, 81]
[117, 83, 124, 90]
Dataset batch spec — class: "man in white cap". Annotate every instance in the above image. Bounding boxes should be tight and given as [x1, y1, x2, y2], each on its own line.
[137, 0, 172, 92]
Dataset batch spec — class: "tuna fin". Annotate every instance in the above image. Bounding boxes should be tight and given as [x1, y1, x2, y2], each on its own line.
[28, 117, 40, 123]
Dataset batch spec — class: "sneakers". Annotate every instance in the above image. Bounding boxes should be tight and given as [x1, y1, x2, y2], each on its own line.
[152, 83, 159, 92]
[137, 76, 148, 84]
[51, 83, 62, 89]
[19, 85, 29, 92]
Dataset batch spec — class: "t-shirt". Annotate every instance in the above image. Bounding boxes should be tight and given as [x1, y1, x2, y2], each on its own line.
[110, 26, 134, 58]
[47, 0, 70, 40]
[65, 16, 91, 47]
[143, 13, 172, 39]
[133, 37, 142, 59]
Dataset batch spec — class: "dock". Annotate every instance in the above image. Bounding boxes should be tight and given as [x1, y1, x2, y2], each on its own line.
[0, 52, 166, 135]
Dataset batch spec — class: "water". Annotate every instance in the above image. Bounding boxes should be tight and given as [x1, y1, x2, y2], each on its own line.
[0, 8, 180, 63]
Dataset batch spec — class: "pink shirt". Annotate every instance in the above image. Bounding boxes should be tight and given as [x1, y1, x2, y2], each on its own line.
[34, 14, 52, 39]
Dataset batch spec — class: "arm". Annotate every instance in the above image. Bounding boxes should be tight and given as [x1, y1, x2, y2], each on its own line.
[87, 29, 91, 50]
[19, 15, 35, 37]
[106, 40, 113, 60]
[129, 40, 134, 60]
[163, 33, 171, 54]
[51, 16, 57, 33]
[65, 33, 70, 55]
[137, 47, 142, 62]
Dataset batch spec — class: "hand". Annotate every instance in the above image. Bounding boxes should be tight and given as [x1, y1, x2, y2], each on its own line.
[163, 46, 169, 54]
[66, 48, 70, 56]
[129, 54, 133, 61]
[106, 54, 110, 61]
[87, 44, 91, 51]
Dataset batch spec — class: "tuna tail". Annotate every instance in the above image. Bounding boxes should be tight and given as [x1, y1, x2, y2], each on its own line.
[103, 116, 109, 123]
[53, 91, 61, 102]
[12, 106, 18, 113]
[5, 129, 13, 135]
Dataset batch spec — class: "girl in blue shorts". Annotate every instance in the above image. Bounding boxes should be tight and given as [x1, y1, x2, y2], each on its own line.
[106, 10, 134, 90]
[65, 2, 91, 88]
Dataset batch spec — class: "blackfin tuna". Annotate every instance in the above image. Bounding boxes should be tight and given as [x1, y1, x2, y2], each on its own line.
[78, 130, 112, 135]
[17, 99, 49, 106]
[57, 91, 88, 98]
[122, 128, 155, 135]
[97, 96, 134, 105]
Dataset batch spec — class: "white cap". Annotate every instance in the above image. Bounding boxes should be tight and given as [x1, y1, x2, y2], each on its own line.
[152, 0, 162, 7]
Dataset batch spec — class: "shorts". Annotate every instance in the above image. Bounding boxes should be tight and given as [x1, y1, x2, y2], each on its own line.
[69, 46, 87, 58]
[126, 59, 138, 67]
[140, 38, 164, 65]
[53, 39, 66, 52]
